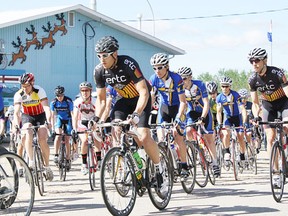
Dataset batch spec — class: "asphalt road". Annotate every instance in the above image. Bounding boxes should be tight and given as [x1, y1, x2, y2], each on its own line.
[1, 138, 288, 216]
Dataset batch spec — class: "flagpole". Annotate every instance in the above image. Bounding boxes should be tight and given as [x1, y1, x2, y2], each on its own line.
[270, 20, 273, 65]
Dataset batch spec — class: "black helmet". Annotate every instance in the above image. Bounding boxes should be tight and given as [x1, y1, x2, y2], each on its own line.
[19, 72, 34, 84]
[95, 36, 119, 53]
[54, 85, 65, 95]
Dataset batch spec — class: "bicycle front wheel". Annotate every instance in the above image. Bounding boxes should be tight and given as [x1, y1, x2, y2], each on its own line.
[100, 147, 137, 216]
[270, 141, 285, 202]
[59, 143, 67, 181]
[147, 144, 172, 210]
[246, 144, 257, 175]
[0, 149, 35, 215]
[34, 146, 45, 196]
[181, 141, 196, 193]
[195, 145, 209, 188]
[88, 146, 97, 190]
[231, 139, 239, 181]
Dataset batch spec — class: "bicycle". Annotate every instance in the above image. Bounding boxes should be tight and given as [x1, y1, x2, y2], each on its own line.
[220, 125, 243, 181]
[77, 120, 102, 191]
[99, 120, 172, 216]
[0, 146, 35, 215]
[215, 130, 223, 177]
[243, 127, 258, 175]
[53, 123, 72, 181]
[188, 122, 215, 187]
[150, 122, 196, 194]
[259, 119, 288, 202]
[21, 123, 49, 196]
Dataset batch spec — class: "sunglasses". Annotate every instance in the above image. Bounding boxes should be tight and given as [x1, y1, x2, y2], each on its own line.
[22, 84, 31, 88]
[249, 58, 261, 64]
[221, 86, 230, 88]
[81, 89, 90, 92]
[97, 52, 114, 59]
[153, 66, 166, 71]
[209, 92, 216, 95]
[182, 77, 190, 81]
[56, 94, 64, 97]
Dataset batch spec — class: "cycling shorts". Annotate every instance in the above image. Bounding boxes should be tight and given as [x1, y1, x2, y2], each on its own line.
[186, 111, 214, 134]
[223, 114, 243, 133]
[21, 112, 46, 126]
[55, 118, 72, 134]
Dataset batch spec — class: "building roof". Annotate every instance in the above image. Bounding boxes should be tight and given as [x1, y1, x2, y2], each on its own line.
[0, 4, 185, 55]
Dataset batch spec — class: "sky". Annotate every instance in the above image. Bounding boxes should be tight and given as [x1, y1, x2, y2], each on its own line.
[1, 0, 288, 77]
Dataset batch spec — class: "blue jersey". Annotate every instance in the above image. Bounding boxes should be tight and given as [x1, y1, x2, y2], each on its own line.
[50, 96, 73, 120]
[106, 85, 121, 108]
[216, 90, 242, 117]
[185, 80, 209, 113]
[149, 71, 184, 106]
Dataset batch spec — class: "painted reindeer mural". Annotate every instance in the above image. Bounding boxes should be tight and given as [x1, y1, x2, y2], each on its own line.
[8, 36, 26, 66]
[52, 13, 68, 36]
[24, 24, 41, 51]
[41, 21, 55, 49]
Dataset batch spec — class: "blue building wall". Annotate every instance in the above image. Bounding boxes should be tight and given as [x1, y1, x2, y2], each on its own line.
[0, 11, 166, 101]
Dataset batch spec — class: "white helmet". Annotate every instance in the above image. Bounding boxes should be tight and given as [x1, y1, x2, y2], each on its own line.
[238, 88, 249, 98]
[248, 48, 267, 60]
[219, 76, 232, 86]
[177, 67, 192, 77]
[150, 53, 169, 66]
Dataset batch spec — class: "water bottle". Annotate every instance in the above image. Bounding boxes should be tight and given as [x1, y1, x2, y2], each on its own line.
[133, 151, 143, 169]
[171, 143, 178, 160]
[135, 170, 143, 180]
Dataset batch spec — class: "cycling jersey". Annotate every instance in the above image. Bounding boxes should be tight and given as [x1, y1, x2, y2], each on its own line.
[94, 55, 151, 98]
[248, 66, 287, 102]
[209, 98, 217, 115]
[14, 85, 47, 116]
[74, 97, 96, 121]
[216, 90, 242, 117]
[149, 71, 184, 106]
[50, 96, 73, 120]
[106, 84, 121, 108]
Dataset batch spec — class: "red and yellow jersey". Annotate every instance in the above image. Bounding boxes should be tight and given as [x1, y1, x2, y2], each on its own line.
[14, 85, 47, 116]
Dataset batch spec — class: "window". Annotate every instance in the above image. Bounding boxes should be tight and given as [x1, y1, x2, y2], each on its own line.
[68, 12, 75, 27]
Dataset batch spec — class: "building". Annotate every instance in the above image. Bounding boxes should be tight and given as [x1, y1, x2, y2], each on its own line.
[0, 4, 185, 102]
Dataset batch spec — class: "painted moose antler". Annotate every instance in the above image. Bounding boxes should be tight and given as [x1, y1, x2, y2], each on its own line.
[24, 24, 41, 51]
[8, 36, 27, 66]
[41, 21, 55, 49]
[53, 13, 67, 36]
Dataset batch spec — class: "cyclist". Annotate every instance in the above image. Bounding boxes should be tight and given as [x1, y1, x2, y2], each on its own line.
[247, 47, 288, 187]
[149, 53, 188, 180]
[216, 76, 246, 168]
[94, 36, 165, 192]
[50, 85, 73, 170]
[206, 81, 219, 128]
[178, 67, 220, 177]
[13, 72, 53, 181]
[72, 82, 102, 175]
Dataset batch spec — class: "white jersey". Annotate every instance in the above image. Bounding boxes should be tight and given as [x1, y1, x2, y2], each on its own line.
[74, 96, 96, 121]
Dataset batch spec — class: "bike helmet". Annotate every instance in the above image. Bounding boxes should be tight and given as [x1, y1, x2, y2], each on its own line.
[79, 81, 92, 90]
[206, 81, 218, 93]
[54, 85, 65, 95]
[95, 36, 119, 53]
[177, 67, 193, 77]
[219, 76, 233, 86]
[248, 48, 267, 60]
[19, 72, 34, 84]
[238, 88, 249, 98]
[150, 53, 169, 66]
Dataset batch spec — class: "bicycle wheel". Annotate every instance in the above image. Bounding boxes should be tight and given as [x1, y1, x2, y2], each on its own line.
[147, 144, 172, 210]
[100, 147, 137, 216]
[270, 141, 285, 202]
[246, 144, 257, 175]
[195, 145, 209, 188]
[0, 150, 35, 215]
[205, 147, 216, 185]
[181, 141, 196, 193]
[216, 139, 223, 176]
[34, 146, 45, 196]
[231, 139, 239, 181]
[88, 145, 97, 190]
[59, 143, 67, 181]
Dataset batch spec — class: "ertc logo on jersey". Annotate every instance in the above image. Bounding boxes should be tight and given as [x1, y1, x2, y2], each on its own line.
[258, 84, 275, 92]
[124, 59, 136, 71]
[106, 75, 127, 84]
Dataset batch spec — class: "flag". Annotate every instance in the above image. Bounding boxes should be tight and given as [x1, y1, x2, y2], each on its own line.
[267, 32, 272, 42]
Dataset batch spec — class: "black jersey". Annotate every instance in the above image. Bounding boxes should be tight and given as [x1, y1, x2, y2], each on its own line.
[248, 66, 287, 102]
[94, 55, 151, 99]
